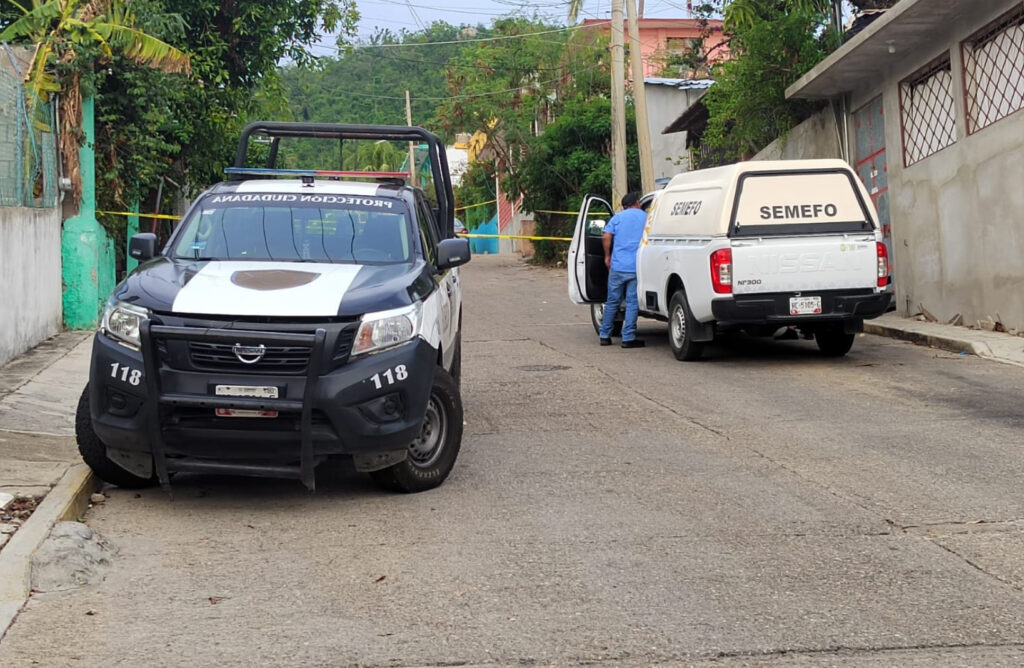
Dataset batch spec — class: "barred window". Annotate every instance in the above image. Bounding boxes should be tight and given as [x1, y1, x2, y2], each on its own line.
[962, 5, 1024, 133]
[899, 55, 957, 166]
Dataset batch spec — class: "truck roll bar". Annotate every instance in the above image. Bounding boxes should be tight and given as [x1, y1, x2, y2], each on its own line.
[233, 121, 456, 238]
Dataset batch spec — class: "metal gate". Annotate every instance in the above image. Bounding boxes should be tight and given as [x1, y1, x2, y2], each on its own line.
[853, 96, 891, 253]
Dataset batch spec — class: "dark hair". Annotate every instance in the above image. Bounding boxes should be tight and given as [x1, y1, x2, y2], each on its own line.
[621, 192, 639, 208]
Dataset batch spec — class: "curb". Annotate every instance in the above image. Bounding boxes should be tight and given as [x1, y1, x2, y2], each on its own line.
[863, 321, 988, 358]
[0, 464, 97, 641]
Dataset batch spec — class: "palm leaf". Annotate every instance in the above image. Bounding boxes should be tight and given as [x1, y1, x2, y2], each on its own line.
[92, 22, 191, 74]
[0, 1, 62, 42]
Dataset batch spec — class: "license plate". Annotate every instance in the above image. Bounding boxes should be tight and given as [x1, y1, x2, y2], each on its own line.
[215, 408, 279, 418]
[214, 385, 279, 418]
[215, 385, 279, 399]
[789, 296, 822, 315]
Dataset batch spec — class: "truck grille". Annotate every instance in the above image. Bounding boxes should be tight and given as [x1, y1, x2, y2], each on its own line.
[189, 341, 311, 374]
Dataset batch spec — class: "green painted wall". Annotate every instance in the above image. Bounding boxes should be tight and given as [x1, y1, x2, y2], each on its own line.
[61, 96, 115, 329]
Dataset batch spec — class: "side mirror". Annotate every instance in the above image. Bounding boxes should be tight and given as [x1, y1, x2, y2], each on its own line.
[436, 238, 471, 270]
[128, 233, 158, 262]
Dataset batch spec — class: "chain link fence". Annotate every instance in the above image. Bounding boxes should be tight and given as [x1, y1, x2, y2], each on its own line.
[0, 45, 57, 208]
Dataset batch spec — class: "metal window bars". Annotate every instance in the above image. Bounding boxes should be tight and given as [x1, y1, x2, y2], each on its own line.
[962, 4, 1024, 134]
[899, 54, 958, 166]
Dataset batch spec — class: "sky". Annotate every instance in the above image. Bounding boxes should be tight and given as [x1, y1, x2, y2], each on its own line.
[348, 0, 696, 40]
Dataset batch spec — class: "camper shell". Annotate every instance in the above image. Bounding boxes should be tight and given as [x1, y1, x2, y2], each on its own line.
[568, 159, 893, 360]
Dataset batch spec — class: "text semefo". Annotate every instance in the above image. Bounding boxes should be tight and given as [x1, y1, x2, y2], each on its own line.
[760, 203, 838, 220]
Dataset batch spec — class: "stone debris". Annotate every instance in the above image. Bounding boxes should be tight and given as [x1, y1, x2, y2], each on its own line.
[0, 492, 13, 511]
[90, 493, 106, 505]
[31, 521, 115, 592]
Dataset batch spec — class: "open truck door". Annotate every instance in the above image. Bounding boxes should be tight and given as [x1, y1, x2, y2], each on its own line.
[567, 195, 613, 304]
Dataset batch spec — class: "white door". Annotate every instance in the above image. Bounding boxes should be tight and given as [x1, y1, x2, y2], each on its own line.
[567, 195, 613, 304]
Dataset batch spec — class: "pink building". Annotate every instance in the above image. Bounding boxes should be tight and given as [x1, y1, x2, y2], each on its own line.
[582, 17, 727, 79]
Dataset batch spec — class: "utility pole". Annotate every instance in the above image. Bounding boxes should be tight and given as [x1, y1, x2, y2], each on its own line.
[626, 0, 655, 194]
[406, 90, 417, 187]
[610, 0, 627, 211]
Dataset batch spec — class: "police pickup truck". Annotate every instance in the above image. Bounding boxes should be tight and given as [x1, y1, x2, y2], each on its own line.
[77, 122, 470, 492]
[569, 160, 892, 360]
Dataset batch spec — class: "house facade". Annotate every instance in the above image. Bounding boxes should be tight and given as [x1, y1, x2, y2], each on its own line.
[582, 18, 726, 78]
[783, 0, 1024, 331]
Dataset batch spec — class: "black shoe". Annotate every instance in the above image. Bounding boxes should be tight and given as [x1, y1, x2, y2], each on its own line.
[599, 337, 612, 346]
[621, 339, 646, 348]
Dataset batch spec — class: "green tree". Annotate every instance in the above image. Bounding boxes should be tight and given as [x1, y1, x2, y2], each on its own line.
[0, 0, 190, 202]
[505, 94, 640, 263]
[88, 0, 357, 236]
[692, 2, 837, 160]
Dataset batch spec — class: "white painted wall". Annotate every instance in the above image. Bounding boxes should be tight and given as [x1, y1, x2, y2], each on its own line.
[0, 207, 63, 366]
[646, 84, 710, 179]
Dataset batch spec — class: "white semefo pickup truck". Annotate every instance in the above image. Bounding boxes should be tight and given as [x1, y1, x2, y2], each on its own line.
[568, 159, 893, 361]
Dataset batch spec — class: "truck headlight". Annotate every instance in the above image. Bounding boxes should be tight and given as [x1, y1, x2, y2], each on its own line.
[352, 303, 421, 356]
[101, 300, 150, 350]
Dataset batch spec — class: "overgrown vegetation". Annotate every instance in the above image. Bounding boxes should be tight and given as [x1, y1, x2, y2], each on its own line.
[685, 1, 839, 161]
[1, 0, 358, 237]
[688, 0, 900, 161]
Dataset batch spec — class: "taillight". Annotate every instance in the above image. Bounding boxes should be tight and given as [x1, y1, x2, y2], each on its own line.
[711, 248, 732, 294]
[876, 242, 889, 287]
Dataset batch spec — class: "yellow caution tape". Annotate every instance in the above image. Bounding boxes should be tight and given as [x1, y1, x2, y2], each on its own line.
[534, 209, 580, 216]
[98, 210, 182, 221]
[455, 199, 497, 212]
[459, 233, 572, 242]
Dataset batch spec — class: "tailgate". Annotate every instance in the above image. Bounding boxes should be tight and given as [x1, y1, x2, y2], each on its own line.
[731, 236, 877, 294]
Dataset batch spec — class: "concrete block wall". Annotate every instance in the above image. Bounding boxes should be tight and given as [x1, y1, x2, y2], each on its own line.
[845, 0, 1024, 330]
[752, 107, 843, 161]
[0, 207, 63, 366]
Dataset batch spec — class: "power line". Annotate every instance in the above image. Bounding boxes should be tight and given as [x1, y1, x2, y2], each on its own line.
[344, 20, 609, 49]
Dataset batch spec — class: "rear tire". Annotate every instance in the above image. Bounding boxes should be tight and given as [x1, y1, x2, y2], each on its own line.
[370, 368, 463, 493]
[590, 303, 623, 337]
[815, 329, 856, 357]
[668, 290, 705, 361]
[76, 385, 156, 489]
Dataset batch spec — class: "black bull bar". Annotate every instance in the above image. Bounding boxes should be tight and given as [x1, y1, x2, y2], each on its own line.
[139, 321, 328, 491]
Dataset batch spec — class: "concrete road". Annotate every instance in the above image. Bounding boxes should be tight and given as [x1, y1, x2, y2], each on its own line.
[3, 255, 1024, 667]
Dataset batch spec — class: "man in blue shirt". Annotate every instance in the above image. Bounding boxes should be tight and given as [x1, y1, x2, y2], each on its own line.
[599, 192, 647, 348]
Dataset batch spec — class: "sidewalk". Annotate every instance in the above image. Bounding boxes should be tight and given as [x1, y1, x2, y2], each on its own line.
[0, 332, 92, 500]
[865, 313, 1024, 368]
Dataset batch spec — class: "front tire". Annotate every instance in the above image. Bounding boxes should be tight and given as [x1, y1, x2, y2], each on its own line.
[815, 329, 856, 357]
[76, 385, 156, 489]
[668, 290, 706, 361]
[370, 368, 463, 493]
[590, 303, 623, 337]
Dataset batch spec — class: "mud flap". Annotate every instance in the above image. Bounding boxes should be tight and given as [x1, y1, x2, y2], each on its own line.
[353, 449, 408, 472]
[844, 318, 865, 334]
[691, 318, 716, 342]
[108, 447, 154, 479]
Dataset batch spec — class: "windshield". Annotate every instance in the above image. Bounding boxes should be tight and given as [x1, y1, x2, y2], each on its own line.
[173, 193, 413, 264]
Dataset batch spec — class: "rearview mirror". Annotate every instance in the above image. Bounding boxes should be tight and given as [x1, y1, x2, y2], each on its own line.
[128, 233, 158, 262]
[436, 238, 470, 270]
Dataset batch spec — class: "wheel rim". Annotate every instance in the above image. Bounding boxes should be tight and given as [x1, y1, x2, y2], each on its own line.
[408, 393, 448, 469]
[593, 303, 605, 324]
[670, 304, 687, 348]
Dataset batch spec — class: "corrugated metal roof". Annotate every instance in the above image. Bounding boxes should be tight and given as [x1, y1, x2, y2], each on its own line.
[644, 78, 715, 90]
